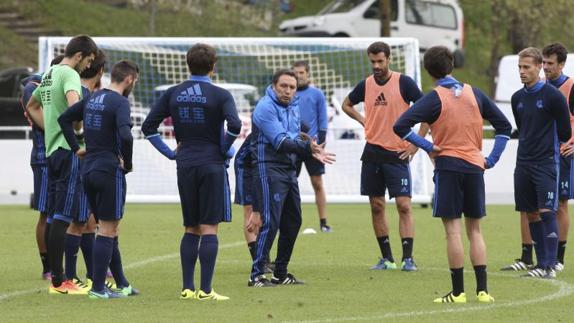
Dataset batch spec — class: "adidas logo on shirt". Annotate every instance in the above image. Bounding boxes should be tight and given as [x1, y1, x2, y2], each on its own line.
[374, 92, 388, 106]
[87, 93, 106, 111]
[177, 84, 207, 103]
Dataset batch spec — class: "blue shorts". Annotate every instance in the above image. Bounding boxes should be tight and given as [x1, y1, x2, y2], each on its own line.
[559, 155, 574, 200]
[234, 163, 257, 210]
[433, 170, 485, 218]
[514, 163, 558, 212]
[31, 164, 49, 213]
[177, 164, 231, 227]
[296, 156, 325, 177]
[47, 148, 82, 223]
[360, 161, 411, 198]
[82, 169, 125, 222]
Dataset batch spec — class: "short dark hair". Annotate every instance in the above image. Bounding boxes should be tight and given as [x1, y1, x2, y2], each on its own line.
[272, 69, 297, 85]
[518, 47, 543, 65]
[111, 60, 139, 83]
[186, 43, 217, 75]
[292, 60, 310, 72]
[367, 41, 391, 58]
[50, 54, 64, 66]
[542, 42, 568, 64]
[64, 35, 98, 58]
[80, 49, 106, 79]
[423, 46, 454, 79]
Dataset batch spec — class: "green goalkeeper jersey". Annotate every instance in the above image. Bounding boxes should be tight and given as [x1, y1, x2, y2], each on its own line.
[32, 64, 83, 157]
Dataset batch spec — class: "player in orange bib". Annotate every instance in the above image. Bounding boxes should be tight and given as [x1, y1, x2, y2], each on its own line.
[394, 46, 512, 303]
[342, 41, 425, 272]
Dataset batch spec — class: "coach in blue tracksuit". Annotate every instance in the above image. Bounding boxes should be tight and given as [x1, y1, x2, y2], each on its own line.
[248, 69, 335, 287]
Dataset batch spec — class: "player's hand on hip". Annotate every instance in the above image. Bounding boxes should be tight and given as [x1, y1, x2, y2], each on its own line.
[398, 144, 419, 161]
[246, 212, 262, 233]
[76, 148, 86, 159]
[560, 142, 574, 157]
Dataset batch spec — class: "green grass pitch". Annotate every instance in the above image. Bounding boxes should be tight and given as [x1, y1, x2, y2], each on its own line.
[1, 204, 573, 322]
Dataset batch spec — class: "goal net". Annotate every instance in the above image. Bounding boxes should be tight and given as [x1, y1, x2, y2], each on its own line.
[38, 37, 431, 204]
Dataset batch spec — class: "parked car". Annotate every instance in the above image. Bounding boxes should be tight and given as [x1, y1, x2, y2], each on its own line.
[279, 0, 465, 66]
[494, 53, 574, 132]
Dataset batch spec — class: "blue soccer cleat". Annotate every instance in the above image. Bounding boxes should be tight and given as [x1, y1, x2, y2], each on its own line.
[401, 258, 418, 272]
[370, 258, 397, 270]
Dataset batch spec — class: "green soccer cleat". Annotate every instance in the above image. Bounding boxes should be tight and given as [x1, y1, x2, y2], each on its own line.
[476, 291, 495, 303]
[180, 289, 196, 300]
[196, 289, 229, 301]
[88, 289, 127, 300]
[116, 285, 140, 296]
[370, 258, 397, 270]
[433, 292, 467, 303]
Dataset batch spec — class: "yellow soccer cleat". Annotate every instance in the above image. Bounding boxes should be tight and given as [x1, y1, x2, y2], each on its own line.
[196, 289, 229, 301]
[180, 289, 196, 300]
[476, 291, 495, 303]
[64, 280, 89, 295]
[433, 292, 466, 303]
[48, 283, 69, 295]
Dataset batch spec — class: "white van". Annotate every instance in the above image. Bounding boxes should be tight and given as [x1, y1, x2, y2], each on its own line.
[279, 0, 465, 66]
[494, 54, 574, 131]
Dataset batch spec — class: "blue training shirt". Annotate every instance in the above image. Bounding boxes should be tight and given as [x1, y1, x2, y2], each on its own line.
[394, 80, 512, 173]
[297, 85, 327, 142]
[511, 81, 571, 165]
[58, 88, 133, 175]
[251, 85, 310, 168]
[141, 75, 242, 168]
[21, 74, 46, 166]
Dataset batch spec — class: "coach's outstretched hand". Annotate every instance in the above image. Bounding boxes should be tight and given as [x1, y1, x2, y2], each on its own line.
[311, 140, 336, 165]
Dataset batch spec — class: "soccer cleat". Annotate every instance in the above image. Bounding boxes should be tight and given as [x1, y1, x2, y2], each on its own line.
[196, 290, 229, 301]
[401, 258, 418, 272]
[180, 289, 196, 300]
[116, 285, 140, 296]
[370, 258, 397, 270]
[85, 278, 93, 289]
[64, 279, 89, 295]
[105, 280, 117, 290]
[521, 266, 547, 278]
[248, 275, 275, 287]
[320, 225, 332, 233]
[433, 292, 467, 303]
[42, 271, 52, 281]
[72, 277, 90, 289]
[48, 283, 68, 295]
[554, 262, 565, 272]
[476, 291, 495, 303]
[88, 289, 127, 299]
[271, 273, 305, 285]
[500, 258, 534, 271]
[545, 268, 557, 279]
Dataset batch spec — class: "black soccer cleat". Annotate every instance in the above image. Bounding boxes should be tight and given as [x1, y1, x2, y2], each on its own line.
[271, 273, 305, 285]
[248, 275, 275, 288]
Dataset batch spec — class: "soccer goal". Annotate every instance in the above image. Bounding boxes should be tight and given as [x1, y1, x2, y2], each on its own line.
[38, 37, 432, 204]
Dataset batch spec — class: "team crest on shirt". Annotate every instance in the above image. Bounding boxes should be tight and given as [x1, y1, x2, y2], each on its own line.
[274, 193, 281, 202]
[517, 102, 524, 110]
[536, 100, 544, 109]
[374, 92, 388, 106]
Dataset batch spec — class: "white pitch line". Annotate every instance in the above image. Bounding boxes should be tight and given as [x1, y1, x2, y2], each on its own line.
[281, 271, 574, 323]
[0, 240, 245, 302]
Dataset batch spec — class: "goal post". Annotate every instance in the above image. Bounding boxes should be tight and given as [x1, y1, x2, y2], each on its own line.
[38, 37, 432, 204]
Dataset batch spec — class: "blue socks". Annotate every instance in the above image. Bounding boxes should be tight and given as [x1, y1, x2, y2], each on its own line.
[199, 235, 219, 294]
[180, 233, 200, 291]
[529, 220, 546, 268]
[110, 237, 129, 288]
[80, 233, 95, 280]
[541, 211, 558, 268]
[93, 235, 114, 293]
[64, 233, 82, 280]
